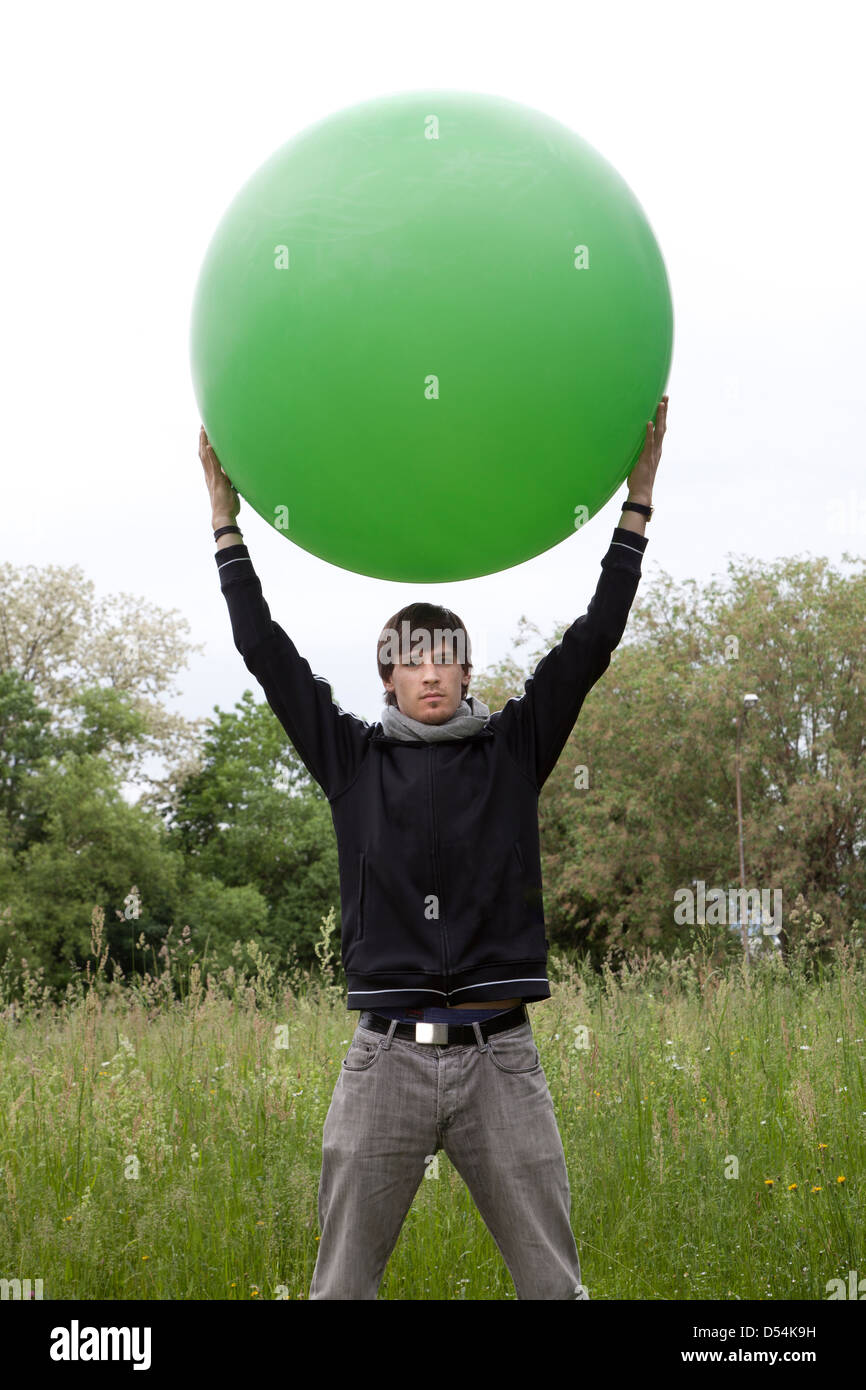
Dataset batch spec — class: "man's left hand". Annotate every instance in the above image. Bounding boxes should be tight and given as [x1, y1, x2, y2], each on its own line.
[626, 394, 668, 502]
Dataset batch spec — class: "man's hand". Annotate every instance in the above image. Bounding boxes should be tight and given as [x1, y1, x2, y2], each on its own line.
[199, 425, 241, 528]
[626, 394, 668, 503]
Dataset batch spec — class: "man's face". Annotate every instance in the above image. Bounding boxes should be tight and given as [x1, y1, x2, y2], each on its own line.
[383, 636, 469, 723]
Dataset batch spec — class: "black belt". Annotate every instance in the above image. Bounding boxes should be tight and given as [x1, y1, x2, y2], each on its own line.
[358, 1003, 528, 1045]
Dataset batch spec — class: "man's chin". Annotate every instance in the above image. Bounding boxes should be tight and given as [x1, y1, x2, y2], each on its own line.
[418, 703, 450, 721]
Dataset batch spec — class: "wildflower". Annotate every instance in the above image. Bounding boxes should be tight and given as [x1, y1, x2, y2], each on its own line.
[787, 1183, 797, 1191]
[764, 1179, 774, 1186]
[811, 1186, 822, 1193]
[836, 1175, 846, 1184]
[142, 1255, 149, 1261]
[700, 1097, 707, 1104]
[818, 1143, 828, 1150]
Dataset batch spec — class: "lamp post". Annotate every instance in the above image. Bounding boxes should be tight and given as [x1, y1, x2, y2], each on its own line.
[735, 693, 760, 961]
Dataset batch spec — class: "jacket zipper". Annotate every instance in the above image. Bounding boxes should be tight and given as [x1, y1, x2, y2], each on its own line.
[428, 745, 450, 993]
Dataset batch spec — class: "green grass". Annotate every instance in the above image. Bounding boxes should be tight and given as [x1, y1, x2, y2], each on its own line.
[0, 908, 863, 1300]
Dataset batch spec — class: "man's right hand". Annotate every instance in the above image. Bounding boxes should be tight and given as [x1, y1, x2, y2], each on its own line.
[199, 425, 241, 529]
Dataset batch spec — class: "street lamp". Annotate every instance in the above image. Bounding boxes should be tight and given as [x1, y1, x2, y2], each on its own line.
[735, 693, 760, 961]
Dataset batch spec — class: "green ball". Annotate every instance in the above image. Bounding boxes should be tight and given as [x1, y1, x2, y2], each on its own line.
[190, 90, 673, 581]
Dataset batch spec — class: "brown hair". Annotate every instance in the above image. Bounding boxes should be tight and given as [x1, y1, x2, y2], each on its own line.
[377, 601, 473, 708]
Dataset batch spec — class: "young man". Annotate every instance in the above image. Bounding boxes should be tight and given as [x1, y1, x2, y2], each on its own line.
[200, 396, 667, 1300]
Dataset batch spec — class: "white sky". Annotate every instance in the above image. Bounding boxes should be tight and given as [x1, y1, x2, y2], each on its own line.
[2, 0, 863, 800]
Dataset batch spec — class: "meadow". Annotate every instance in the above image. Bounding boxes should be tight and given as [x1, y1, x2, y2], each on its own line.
[1, 906, 863, 1301]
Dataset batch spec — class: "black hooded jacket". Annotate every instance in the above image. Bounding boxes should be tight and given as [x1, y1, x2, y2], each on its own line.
[215, 525, 647, 1009]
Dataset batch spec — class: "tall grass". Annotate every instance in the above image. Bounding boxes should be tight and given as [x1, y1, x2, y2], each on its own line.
[0, 906, 863, 1299]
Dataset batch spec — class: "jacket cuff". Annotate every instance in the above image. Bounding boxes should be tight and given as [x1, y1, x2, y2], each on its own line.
[603, 525, 648, 575]
[215, 543, 252, 581]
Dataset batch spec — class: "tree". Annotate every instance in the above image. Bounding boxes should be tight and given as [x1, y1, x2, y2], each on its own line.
[165, 689, 340, 972]
[510, 550, 866, 962]
[0, 560, 209, 798]
[0, 669, 186, 990]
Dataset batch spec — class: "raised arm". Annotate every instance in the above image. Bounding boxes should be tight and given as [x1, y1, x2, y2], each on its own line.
[200, 428, 371, 799]
[488, 396, 667, 790]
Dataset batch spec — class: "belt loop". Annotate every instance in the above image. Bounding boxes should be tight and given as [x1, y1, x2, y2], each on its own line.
[471, 1020, 488, 1053]
[381, 1018, 398, 1050]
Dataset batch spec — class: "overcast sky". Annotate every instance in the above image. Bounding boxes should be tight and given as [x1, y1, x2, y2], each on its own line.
[3, 0, 863, 800]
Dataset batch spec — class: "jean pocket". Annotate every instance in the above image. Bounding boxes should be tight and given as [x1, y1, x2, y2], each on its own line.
[341, 1028, 383, 1071]
[485, 1022, 541, 1074]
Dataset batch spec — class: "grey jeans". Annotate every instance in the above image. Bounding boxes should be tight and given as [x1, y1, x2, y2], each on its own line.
[308, 1014, 590, 1300]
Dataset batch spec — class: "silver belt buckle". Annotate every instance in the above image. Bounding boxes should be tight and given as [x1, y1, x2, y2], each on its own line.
[414, 1021, 450, 1044]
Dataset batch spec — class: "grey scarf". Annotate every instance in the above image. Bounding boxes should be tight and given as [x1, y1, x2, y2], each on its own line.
[380, 694, 491, 742]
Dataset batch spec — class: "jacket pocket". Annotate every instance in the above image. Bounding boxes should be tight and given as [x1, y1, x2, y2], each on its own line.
[357, 851, 366, 942]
